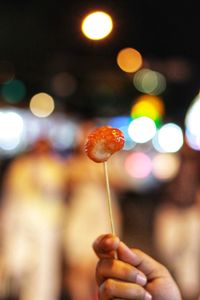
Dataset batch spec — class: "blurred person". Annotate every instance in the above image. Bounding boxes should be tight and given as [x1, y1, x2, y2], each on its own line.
[63, 120, 123, 300]
[0, 138, 69, 300]
[93, 233, 182, 300]
[154, 145, 200, 300]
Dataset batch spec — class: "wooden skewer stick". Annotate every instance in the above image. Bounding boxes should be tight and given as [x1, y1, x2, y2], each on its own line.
[103, 161, 116, 235]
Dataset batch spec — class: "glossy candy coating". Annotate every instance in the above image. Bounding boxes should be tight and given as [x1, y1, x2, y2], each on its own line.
[84, 125, 125, 163]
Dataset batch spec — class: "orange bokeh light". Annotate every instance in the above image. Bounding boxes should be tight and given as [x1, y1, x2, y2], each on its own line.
[117, 47, 143, 73]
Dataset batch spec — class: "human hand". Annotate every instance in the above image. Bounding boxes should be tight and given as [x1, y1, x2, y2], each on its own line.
[93, 234, 182, 300]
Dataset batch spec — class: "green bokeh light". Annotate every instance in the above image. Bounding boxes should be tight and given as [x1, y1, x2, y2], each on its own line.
[1, 79, 26, 103]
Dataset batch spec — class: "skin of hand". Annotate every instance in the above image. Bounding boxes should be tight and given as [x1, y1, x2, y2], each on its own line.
[93, 234, 182, 300]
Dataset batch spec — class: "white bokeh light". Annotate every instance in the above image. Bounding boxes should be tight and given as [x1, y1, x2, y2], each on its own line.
[185, 95, 200, 136]
[128, 117, 157, 143]
[81, 11, 113, 40]
[0, 111, 24, 150]
[157, 123, 183, 153]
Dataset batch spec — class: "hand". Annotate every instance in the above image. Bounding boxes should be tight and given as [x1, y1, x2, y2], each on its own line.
[93, 234, 182, 300]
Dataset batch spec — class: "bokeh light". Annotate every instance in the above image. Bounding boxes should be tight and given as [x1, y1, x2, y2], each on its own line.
[128, 117, 157, 143]
[0, 111, 24, 151]
[1, 79, 26, 103]
[131, 94, 165, 126]
[152, 153, 181, 181]
[133, 68, 166, 95]
[185, 92, 200, 150]
[156, 123, 184, 153]
[29, 92, 55, 117]
[50, 72, 77, 97]
[165, 58, 192, 82]
[81, 11, 113, 40]
[116, 47, 143, 73]
[124, 152, 152, 179]
[0, 107, 79, 156]
[48, 117, 78, 150]
[185, 128, 200, 151]
[108, 115, 131, 128]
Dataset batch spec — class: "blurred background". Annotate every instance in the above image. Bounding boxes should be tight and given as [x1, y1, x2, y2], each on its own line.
[0, 1, 200, 300]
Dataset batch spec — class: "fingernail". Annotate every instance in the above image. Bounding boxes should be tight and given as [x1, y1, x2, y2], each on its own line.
[136, 273, 147, 286]
[144, 291, 152, 300]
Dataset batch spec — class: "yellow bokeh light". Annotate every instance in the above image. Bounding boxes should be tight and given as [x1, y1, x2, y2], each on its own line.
[117, 47, 143, 73]
[29, 92, 55, 118]
[132, 100, 159, 120]
[81, 11, 113, 40]
[131, 95, 165, 122]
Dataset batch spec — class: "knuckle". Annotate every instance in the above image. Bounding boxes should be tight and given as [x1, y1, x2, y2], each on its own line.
[121, 265, 135, 279]
[96, 259, 114, 285]
[96, 258, 111, 273]
[157, 263, 170, 275]
[100, 278, 115, 297]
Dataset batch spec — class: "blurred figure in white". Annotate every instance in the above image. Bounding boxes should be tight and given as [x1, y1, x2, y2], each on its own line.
[154, 145, 200, 300]
[0, 138, 69, 300]
[63, 120, 122, 300]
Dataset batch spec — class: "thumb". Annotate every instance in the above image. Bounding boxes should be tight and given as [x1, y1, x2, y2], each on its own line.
[93, 234, 120, 259]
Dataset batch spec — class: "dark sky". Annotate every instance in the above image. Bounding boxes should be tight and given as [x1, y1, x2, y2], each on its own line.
[0, 0, 199, 124]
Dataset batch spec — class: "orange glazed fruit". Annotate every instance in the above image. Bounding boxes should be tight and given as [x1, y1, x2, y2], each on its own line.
[84, 125, 125, 163]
